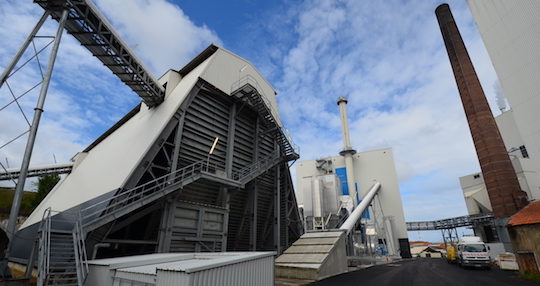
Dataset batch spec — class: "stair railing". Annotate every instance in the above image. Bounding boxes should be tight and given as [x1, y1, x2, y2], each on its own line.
[73, 212, 88, 285]
[78, 159, 215, 227]
[231, 150, 281, 182]
[230, 77, 299, 157]
[37, 207, 52, 286]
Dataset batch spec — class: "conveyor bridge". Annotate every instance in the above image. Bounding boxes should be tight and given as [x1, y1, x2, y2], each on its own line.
[406, 213, 494, 231]
[35, 0, 164, 107]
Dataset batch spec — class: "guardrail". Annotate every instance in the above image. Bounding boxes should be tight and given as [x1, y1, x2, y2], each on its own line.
[73, 213, 88, 285]
[37, 208, 52, 286]
[406, 213, 494, 231]
[79, 159, 222, 227]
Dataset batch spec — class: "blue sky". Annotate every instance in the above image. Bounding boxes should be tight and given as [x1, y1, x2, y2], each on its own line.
[0, 0, 505, 242]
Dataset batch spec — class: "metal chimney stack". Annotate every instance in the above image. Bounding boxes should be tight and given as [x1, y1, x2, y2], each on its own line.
[435, 4, 528, 218]
[337, 97, 358, 207]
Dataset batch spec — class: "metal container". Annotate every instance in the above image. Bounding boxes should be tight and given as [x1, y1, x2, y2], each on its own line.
[85, 252, 275, 286]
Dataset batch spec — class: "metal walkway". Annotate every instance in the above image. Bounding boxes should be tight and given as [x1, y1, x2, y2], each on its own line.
[406, 213, 494, 231]
[35, 0, 164, 107]
[0, 162, 73, 181]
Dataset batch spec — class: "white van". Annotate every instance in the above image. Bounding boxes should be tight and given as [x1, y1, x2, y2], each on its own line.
[456, 236, 491, 269]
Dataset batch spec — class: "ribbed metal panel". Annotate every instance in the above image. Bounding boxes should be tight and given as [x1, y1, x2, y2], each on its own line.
[156, 255, 274, 286]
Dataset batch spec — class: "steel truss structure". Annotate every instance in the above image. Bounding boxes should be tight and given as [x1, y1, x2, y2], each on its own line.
[1, 2, 165, 274]
[12, 74, 303, 284]
[2, 1, 303, 283]
[406, 213, 495, 246]
[406, 213, 494, 231]
[35, 0, 164, 107]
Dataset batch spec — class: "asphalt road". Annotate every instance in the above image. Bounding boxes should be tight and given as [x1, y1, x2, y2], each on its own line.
[311, 258, 538, 286]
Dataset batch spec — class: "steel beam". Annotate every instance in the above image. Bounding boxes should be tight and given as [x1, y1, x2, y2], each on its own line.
[274, 162, 281, 253]
[225, 103, 237, 177]
[3, 10, 69, 275]
[250, 183, 258, 251]
[0, 11, 51, 89]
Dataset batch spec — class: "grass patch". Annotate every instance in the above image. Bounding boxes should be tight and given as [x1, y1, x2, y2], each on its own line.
[0, 188, 37, 218]
[522, 271, 540, 282]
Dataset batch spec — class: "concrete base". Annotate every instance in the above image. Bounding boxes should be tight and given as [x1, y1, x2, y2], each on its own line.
[275, 230, 348, 281]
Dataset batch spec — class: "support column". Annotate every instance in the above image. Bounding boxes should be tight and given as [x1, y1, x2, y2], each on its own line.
[225, 103, 237, 178]
[250, 183, 258, 251]
[3, 9, 69, 274]
[250, 117, 260, 250]
[157, 197, 176, 252]
[274, 163, 281, 253]
[0, 11, 51, 89]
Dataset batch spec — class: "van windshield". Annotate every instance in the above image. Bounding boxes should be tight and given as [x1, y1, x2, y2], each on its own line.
[463, 244, 486, 252]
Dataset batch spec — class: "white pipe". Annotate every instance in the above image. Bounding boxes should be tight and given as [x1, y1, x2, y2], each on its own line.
[340, 182, 381, 234]
[344, 155, 357, 206]
[312, 178, 323, 217]
[337, 97, 358, 206]
[338, 97, 352, 149]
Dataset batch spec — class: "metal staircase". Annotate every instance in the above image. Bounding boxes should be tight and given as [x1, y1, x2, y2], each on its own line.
[36, 150, 284, 285]
[231, 78, 299, 161]
[37, 209, 88, 286]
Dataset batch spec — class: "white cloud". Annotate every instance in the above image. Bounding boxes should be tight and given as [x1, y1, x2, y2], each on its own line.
[94, 0, 221, 75]
[256, 0, 501, 231]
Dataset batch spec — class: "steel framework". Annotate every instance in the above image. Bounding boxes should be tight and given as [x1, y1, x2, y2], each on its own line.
[0, 163, 73, 181]
[406, 213, 494, 231]
[35, 0, 164, 107]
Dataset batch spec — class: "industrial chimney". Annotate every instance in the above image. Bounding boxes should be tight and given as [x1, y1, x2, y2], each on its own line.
[337, 97, 358, 207]
[435, 4, 528, 218]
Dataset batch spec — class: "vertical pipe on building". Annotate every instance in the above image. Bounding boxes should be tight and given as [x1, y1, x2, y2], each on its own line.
[435, 4, 528, 218]
[337, 97, 358, 207]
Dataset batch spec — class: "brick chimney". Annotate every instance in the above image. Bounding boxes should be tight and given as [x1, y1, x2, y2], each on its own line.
[435, 4, 528, 218]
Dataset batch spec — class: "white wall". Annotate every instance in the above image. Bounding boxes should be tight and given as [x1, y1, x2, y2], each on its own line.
[468, 0, 540, 200]
[296, 148, 408, 244]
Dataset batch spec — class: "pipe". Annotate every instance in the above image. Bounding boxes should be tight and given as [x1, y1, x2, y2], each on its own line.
[340, 182, 381, 234]
[337, 97, 352, 149]
[337, 97, 358, 206]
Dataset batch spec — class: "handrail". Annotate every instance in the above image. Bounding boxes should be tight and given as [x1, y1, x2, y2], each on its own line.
[79, 159, 223, 227]
[73, 212, 88, 285]
[37, 207, 52, 286]
[231, 150, 281, 181]
[230, 77, 299, 157]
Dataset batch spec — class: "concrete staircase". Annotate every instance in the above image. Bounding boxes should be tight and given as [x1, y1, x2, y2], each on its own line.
[275, 231, 348, 282]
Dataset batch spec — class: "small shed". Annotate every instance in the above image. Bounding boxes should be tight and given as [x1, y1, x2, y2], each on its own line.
[410, 246, 443, 258]
[85, 252, 275, 286]
[507, 201, 540, 274]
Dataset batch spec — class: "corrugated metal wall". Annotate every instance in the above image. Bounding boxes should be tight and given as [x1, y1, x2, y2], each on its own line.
[155, 256, 274, 286]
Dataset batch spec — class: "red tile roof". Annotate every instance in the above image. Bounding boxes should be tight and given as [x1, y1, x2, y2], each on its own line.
[508, 201, 540, 227]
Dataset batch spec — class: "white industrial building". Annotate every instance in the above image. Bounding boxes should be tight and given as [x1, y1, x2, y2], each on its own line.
[294, 98, 410, 258]
[461, 109, 540, 242]
[466, 0, 540, 200]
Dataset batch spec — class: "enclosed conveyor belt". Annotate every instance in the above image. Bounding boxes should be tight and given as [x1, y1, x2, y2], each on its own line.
[35, 0, 164, 107]
[0, 162, 73, 181]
